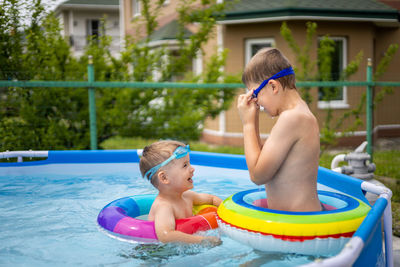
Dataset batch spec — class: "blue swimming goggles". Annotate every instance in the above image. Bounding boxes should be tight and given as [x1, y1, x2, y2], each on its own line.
[144, 145, 190, 181]
[251, 67, 295, 98]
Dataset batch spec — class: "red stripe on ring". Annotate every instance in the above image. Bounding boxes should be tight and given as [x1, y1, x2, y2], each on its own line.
[217, 215, 354, 242]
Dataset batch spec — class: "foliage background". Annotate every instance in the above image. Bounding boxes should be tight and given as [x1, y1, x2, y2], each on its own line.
[0, 0, 238, 150]
[0, 1, 398, 152]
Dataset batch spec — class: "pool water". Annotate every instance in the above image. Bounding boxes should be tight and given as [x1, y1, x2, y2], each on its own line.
[0, 163, 325, 266]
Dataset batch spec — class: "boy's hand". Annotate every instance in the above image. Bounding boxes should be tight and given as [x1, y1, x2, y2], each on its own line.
[201, 236, 222, 247]
[237, 89, 259, 126]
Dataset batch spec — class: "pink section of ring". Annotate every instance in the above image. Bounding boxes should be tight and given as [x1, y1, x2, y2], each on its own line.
[113, 217, 158, 240]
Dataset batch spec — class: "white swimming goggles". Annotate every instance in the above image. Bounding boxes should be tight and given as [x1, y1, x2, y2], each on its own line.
[144, 145, 190, 181]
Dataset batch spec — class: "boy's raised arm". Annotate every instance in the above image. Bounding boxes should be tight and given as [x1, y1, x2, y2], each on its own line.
[189, 191, 222, 207]
[237, 90, 263, 174]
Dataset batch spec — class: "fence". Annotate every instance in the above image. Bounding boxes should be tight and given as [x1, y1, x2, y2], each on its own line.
[1, 58, 399, 157]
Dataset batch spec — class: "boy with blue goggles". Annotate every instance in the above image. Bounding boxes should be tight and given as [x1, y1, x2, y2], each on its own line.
[237, 48, 322, 212]
[144, 145, 190, 180]
[139, 140, 222, 244]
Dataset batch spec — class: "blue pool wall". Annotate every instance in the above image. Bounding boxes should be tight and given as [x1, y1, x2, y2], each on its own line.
[0, 150, 371, 203]
[0, 149, 384, 266]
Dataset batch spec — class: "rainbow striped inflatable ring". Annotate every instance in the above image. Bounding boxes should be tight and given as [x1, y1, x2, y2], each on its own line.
[97, 194, 218, 243]
[217, 189, 371, 256]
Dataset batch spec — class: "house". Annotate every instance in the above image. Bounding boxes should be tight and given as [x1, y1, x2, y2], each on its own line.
[55, 0, 121, 58]
[122, 0, 400, 146]
[120, 0, 203, 76]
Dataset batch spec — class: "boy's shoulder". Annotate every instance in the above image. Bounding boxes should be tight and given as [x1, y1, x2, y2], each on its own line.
[274, 108, 317, 139]
[279, 107, 316, 126]
[153, 196, 174, 211]
[279, 106, 316, 122]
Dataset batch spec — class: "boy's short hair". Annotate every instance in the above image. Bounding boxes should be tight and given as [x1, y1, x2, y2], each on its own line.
[139, 140, 186, 188]
[242, 48, 296, 90]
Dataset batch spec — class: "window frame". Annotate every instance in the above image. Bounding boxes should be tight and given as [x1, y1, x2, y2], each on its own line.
[245, 38, 275, 65]
[132, 0, 141, 17]
[317, 36, 349, 109]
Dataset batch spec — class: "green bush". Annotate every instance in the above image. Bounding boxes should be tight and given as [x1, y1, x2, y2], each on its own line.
[0, 0, 237, 150]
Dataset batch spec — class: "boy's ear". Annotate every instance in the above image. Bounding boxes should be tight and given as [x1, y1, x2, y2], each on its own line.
[157, 171, 169, 184]
[270, 80, 281, 94]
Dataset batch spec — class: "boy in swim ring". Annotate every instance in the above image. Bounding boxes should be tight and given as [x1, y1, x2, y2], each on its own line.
[139, 140, 223, 244]
[237, 48, 322, 212]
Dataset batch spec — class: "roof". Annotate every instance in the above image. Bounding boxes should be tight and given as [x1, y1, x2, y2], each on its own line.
[60, 0, 118, 5]
[55, 0, 119, 12]
[220, 0, 400, 24]
[148, 20, 193, 44]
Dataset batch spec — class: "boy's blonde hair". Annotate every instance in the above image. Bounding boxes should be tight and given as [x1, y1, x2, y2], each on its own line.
[139, 140, 186, 187]
[242, 48, 296, 90]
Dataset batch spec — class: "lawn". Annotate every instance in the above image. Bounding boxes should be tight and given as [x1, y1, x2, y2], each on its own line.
[101, 136, 400, 236]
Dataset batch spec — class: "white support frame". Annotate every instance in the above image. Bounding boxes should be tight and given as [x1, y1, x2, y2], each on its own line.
[303, 181, 393, 267]
[0, 151, 49, 163]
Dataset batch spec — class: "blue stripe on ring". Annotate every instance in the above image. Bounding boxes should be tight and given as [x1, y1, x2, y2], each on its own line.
[231, 188, 359, 215]
[106, 197, 140, 218]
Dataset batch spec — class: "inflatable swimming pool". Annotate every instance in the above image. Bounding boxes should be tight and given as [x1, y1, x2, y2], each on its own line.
[0, 150, 393, 267]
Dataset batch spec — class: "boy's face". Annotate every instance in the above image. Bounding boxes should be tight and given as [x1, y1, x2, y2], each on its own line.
[164, 154, 195, 192]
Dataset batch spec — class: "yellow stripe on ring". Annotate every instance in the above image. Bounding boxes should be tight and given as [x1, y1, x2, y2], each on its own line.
[193, 204, 216, 215]
[217, 202, 366, 236]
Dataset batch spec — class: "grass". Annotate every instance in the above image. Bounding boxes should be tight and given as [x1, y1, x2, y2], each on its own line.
[101, 136, 246, 154]
[101, 136, 400, 236]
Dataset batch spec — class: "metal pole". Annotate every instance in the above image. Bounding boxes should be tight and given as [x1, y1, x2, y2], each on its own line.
[366, 58, 373, 158]
[87, 55, 98, 150]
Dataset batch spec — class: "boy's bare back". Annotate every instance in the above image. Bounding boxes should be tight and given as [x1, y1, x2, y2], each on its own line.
[260, 101, 320, 211]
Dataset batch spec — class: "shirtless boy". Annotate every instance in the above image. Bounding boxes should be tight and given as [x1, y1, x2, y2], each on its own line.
[139, 140, 222, 244]
[237, 48, 321, 212]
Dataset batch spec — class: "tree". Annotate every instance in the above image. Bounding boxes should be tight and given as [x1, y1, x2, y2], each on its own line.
[1, 0, 91, 150]
[98, 0, 238, 141]
[0, 0, 238, 150]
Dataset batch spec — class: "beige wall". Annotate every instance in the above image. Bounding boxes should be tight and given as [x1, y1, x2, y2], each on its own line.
[374, 27, 400, 126]
[203, 19, 400, 145]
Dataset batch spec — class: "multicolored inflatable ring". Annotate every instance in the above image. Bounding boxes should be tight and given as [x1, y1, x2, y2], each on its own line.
[217, 189, 371, 256]
[97, 194, 218, 243]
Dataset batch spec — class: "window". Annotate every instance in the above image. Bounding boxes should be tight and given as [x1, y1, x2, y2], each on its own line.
[132, 0, 141, 17]
[86, 19, 101, 45]
[245, 38, 275, 65]
[87, 19, 100, 37]
[318, 37, 349, 109]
